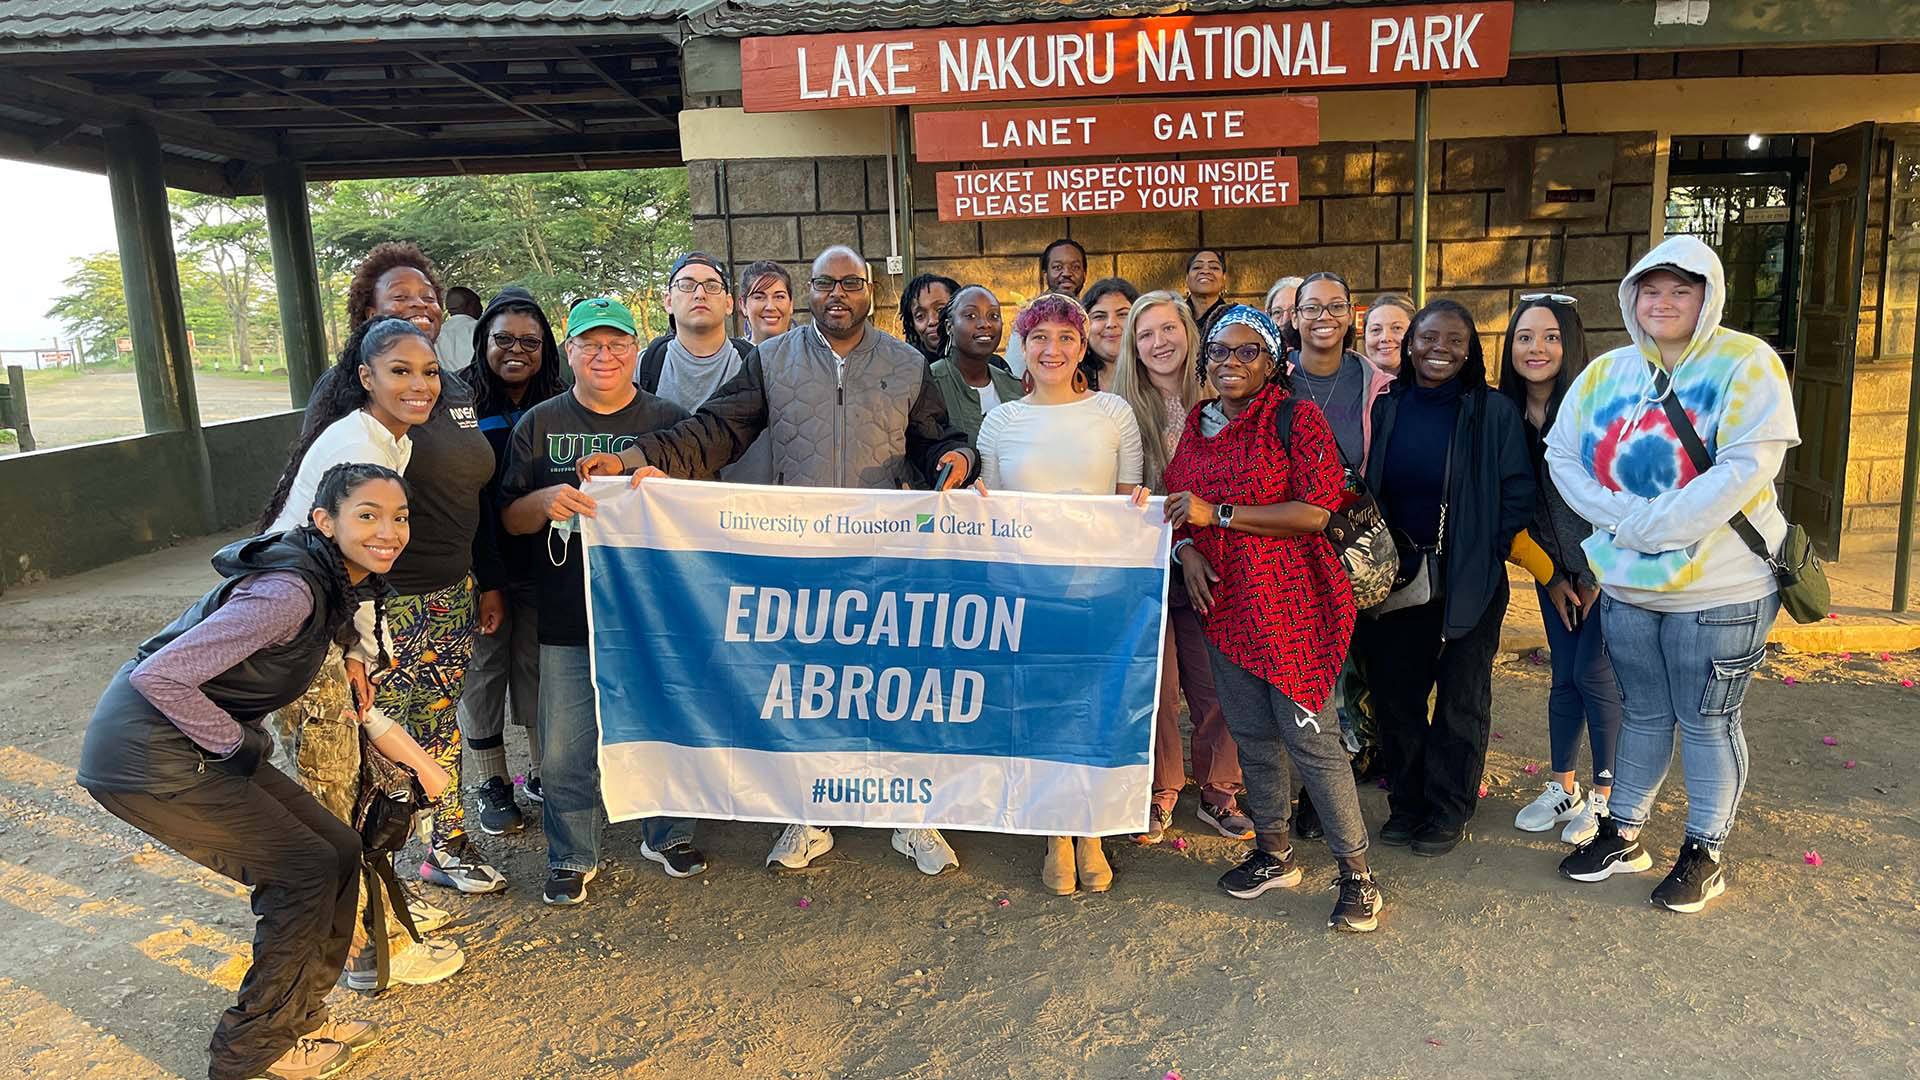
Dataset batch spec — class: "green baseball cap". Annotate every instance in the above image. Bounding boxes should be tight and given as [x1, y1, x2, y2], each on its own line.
[565, 296, 636, 339]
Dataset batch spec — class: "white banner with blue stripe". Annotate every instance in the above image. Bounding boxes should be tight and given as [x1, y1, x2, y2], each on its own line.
[580, 477, 1168, 836]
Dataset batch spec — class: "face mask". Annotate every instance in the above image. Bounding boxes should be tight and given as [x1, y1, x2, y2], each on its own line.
[548, 514, 579, 567]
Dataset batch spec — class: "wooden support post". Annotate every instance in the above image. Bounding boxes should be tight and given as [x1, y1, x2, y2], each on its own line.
[105, 122, 200, 434]
[263, 160, 329, 406]
[103, 121, 214, 529]
[1411, 85, 1431, 309]
[4, 364, 34, 452]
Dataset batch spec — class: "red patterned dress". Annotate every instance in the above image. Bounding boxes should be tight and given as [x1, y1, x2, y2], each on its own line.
[1161, 383, 1356, 712]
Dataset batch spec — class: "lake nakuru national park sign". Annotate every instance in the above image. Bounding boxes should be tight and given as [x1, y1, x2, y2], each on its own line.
[739, 2, 1514, 112]
[936, 157, 1301, 222]
[914, 95, 1320, 162]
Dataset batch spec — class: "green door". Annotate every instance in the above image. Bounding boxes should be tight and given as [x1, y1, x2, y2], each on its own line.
[1785, 122, 1875, 559]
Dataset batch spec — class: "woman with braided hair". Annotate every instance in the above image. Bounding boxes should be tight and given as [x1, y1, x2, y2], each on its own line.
[79, 463, 450, 1080]
[264, 317, 469, 992]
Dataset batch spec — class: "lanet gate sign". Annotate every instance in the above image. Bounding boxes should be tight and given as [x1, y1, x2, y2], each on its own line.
[914, 95, 1319, 162]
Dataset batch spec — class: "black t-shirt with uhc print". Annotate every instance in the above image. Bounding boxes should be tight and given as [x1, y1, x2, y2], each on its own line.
[501, 388, 690, 646]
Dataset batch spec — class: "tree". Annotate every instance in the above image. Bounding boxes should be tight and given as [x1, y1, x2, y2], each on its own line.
[45, 252, 129, 367]
[308, 168, 692, 338]
[171, 190, 273, 370]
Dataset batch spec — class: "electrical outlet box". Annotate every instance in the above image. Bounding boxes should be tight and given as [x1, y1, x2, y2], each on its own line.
[886, 255, 905, 276]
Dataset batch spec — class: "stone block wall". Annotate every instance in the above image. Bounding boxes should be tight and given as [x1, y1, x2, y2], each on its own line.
[686, 132, 1658, 360]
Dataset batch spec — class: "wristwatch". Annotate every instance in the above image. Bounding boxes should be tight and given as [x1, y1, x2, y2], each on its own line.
[1217, 503, 1236, 529]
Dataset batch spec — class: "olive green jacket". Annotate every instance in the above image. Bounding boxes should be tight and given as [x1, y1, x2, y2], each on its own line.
[929, 355, 1026, 444]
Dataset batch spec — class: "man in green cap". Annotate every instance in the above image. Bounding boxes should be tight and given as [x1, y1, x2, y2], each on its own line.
[499, 297, 706, 907]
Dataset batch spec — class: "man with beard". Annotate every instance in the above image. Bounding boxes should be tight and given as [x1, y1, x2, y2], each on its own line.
[576, 245, 976, 875]
[1006, 238, 1088, 375]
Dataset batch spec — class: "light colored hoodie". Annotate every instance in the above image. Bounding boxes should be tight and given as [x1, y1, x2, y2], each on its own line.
[1544, 235, 1800, 612]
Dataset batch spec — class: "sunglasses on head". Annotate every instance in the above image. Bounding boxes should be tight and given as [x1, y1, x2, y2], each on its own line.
[1519, 293, 1577, 305]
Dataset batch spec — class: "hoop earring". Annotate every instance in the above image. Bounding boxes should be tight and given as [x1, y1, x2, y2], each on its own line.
[1021, 371, 1035, 395]
[1071, 367, 1088, 393]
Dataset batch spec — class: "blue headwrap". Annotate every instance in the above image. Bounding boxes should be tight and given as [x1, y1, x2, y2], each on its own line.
[1207, 304, 1283, 358]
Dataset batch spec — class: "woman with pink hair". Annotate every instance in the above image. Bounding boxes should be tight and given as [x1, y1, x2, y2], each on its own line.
[975, 293, 1147, 896]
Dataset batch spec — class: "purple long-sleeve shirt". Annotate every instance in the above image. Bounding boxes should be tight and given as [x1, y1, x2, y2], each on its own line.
[127, 571, 315, 756]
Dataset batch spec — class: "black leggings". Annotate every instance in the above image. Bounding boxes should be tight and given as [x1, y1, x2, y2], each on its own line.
[89, 762, 361, 1080]
[1353, 577, 1508, 830]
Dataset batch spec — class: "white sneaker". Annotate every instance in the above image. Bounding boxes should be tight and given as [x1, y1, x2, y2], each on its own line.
[405, 891, 452, 935]
[891, 828, 959, 876]
[1561, 789, 1606, 845]
[1515, 780, 1585, 832]
[342, 936, 465, 991]
[767, 824, 833, 869]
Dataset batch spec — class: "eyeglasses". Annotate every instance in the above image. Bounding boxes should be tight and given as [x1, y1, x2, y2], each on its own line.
[490, 332, 543, 354]
[1519, 293, 1578, 305]
[1269, 306, 1295, 321]
[1204, 342, 1272, 365]
[809, 275, 870, 294]
[570, 340, 637, 359]
[670, 277, 728, 296]
[1295, 301, 1352, 320]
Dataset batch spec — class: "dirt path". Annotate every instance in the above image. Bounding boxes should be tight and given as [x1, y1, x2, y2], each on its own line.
[0, 535, 1915, 1079]
[5, 372, 293, 451]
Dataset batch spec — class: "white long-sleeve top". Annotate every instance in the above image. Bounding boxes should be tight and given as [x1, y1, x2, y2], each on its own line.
[977, 391, 1144, 495]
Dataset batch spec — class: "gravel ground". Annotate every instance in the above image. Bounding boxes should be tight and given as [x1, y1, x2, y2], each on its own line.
[0, 535, 1915, 1080]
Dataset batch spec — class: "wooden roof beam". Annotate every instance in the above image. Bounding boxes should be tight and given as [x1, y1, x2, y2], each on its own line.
[408, 52, 583, 135]
[0, 71, 278, 161]
[201, 60, 419, 138]
[572, 49, 667, 121]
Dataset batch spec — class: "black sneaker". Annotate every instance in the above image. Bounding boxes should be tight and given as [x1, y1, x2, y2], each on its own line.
[1649, 838, 1727, 914]
[640, 839, 709, 878]
[1217, 848, 1302, 899]
[1379, 815, 1418, 847]
[542, 867, 597, 906]
[1410, 822, 1463, 857]
[1294, 787, 1325, 841]
[522, 776, 544, 803]
[1328, 871, 1383, 932]
[1558, 816, 1654, 882]
[475, 776, 524, 836]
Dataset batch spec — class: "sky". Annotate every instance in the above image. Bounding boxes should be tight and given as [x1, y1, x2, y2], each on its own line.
[0, 159, 119, 357]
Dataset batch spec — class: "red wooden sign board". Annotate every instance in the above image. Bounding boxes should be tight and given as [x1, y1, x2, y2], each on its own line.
[937, 156, 1300, 222]
[741, 2, 1512, 112]
[914, 95, 1319, 163]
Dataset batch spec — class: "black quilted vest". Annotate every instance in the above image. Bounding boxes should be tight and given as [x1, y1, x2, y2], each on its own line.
[78, 529, 380, 793]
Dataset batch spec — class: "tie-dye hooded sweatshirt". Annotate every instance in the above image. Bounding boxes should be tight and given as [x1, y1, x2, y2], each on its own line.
[1545, 235, 1800, 613]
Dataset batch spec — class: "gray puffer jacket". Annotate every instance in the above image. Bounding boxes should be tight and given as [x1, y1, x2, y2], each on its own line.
[620, 323, 974, 489]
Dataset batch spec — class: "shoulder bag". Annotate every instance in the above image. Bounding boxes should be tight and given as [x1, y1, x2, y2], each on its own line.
[1273, 394, 1399, 609]
[1655, 378, 1829, 624]
[1367, 433, 1452, 617]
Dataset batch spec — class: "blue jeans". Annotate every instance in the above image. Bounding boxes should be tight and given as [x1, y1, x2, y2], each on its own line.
[1598, 593, 1778, 850]
[538, 645, 694, 872]
[1537, 584, 1623, 784]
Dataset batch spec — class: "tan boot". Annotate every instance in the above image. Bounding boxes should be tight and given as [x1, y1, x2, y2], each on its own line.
[1041, 835, 1077, 894]
[1075, 836, 1113, 893]
[251, 1037, 351, 1080]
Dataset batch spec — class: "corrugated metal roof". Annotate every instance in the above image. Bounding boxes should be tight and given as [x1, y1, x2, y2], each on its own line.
[0, 1, 690, 50]
[686, 0, 1410, 37]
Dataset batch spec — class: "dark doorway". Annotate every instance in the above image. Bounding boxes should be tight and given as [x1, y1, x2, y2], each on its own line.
[1666, 138, 1807, 361]
[1784, 122, 1876, 559]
